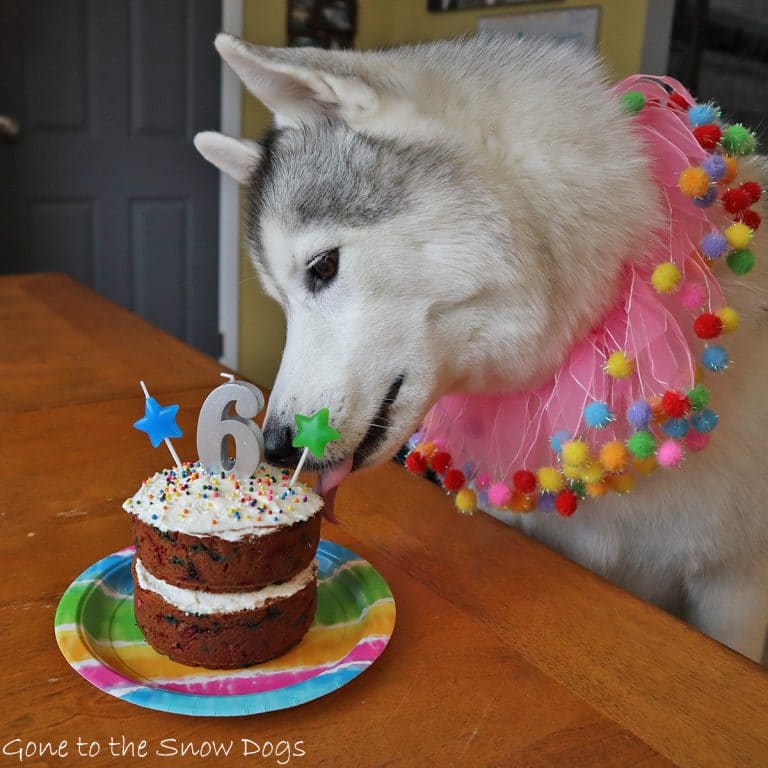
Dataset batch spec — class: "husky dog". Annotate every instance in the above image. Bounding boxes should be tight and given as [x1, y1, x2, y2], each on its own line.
[196, 34, 768, 662]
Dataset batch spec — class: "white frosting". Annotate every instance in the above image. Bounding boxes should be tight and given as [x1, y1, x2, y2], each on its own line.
[135, 557, 318, 615]
[123, 461, 322, 541]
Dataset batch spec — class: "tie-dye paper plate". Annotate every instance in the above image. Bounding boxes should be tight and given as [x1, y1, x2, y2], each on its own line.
[54, 540, 395, 716]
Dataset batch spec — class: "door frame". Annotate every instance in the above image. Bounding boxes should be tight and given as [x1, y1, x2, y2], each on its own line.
[218, 0, 243, 369]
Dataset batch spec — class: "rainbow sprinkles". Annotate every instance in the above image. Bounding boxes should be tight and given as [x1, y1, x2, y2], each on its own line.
[404, 75, 762, 518]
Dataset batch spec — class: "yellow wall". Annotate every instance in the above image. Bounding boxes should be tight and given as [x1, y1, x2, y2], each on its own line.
[238, 0, 649, 387]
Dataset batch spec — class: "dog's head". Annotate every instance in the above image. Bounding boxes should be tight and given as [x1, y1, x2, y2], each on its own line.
[195, 35, 650, 503]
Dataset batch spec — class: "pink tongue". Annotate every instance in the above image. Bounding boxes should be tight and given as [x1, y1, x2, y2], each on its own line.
[314, 455, 354, 523]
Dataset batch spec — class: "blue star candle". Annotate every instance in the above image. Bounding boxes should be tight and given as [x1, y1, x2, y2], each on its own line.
[133, 381, 184, 469]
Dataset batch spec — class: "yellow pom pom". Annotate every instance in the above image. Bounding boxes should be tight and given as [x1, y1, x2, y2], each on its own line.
[651, 262, 682, 294]
[562, 440, 589, 467]
[537, 466, 565, 493]
[632, 455, 657, 475]
[609, 473, 635, 494]
[586, 481, 608, 498]
[717, 306, 740, 333]
[724, 222, 753, 250]
[455, 488, 477, 514]
[599, 441, 629, 472]
[581, 461, 605, 484]
[605, 351, 634, 379]
[563, 463, 583, 480]
[678, 166, 710, 198]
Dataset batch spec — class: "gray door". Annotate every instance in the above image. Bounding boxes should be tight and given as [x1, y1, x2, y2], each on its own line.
[0, 0, 222, 356]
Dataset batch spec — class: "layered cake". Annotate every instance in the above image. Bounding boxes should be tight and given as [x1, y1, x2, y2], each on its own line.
[123, 461, 322, 668]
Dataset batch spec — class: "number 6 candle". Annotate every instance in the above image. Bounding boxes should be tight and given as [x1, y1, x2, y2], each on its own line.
[196, 373, 265, 478]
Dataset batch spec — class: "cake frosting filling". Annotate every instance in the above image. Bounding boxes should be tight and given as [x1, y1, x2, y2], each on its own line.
[123, 461, 322, 541]
[135, 557, 318, 614]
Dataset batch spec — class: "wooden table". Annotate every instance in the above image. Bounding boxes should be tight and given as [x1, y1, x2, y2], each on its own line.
[2, 273, 766, 768]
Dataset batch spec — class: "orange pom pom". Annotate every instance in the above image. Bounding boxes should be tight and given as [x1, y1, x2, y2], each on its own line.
[599, 441, 629, 472]
[610, 473, 635, 494]
[678, 167, 711, 198]
[721, 156, 738, 185]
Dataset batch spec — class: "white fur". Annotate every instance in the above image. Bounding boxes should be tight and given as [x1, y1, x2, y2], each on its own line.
[198, 34, 768, 662]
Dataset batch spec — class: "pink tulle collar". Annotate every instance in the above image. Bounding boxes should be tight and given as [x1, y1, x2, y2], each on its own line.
[403, 76, 761, 517]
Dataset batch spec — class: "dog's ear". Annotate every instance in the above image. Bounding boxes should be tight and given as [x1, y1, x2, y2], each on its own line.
[193, 131, 262, 184]
[215, 33, 378, 126]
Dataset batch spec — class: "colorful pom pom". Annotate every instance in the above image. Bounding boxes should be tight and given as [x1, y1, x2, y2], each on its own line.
[512, 469, 537, 494]
[563, 463, 582, 480]
[581, 461, 605, 484]
[693, 124, 722, 150]
[455, 488, 477, 514]
[686, 432, 711, 452]
[726, 248, 755, 275]
[701, 345, 729, 372]
[724, 222, 754, 250]
[722, 188, 750, 214]
[561, 440, 589, 467]
[538, 492, 557, 512]
[721, 156, 738, 185]
[661, 417, 690, 438]
[632, 455, 657, 475]
[430, 450, 451, 474]
[679, 282, 707, 309]
[701, 154, 726, 182]
[657, 439, 684, 468]
[662, 390, 691, 418]
[621, 90, 646, 113]
[700, 232, 729, 259]
[626, 400, 652, 430]
[609, 473, 635, 494]
[688, 103, 719, 127]
[627, 430, 656, 459]
[605, 351, 633, 379]
[738, 209, 761, 231]
[584, 401, 613, 428]
[443, 468, 465, 493]
[693, 187, 718, 208]
[651, 262, 682, 294]
[694, 312, 723, 340]
[691, 408, 719, 433]
[720, 124, 756, 156]
[586, 481, 608, 497]
[555, 489, 578, 517]
[488, 482, 512, 507]
[678, 167, 711, 198]
[510, 490, 536, 513]
[475, 472, 491, 490]
[537, 467, 565, 493]
[550, 429, 570, 454]
[687, 384, 710, 411]
[668, 92, 689, 110]
[741, 181, 762, 204]
[599, 441, 629, 472]
[420, 442, 438, 460]
[717, 306, 739, 333]
[405, 451, 426, 474]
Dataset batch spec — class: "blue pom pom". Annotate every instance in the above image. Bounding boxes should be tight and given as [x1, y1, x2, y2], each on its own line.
[538, 492, 556, 512]
[701, 154, 726, 182]
[701, 345, 729, 372]
[691, 408, 719, 433]
[700, 232, 729, 259]
[550, 429, 570, 453]
[688, 103, 718, 127]
[584, 401, 613, 428]
[626, 400, 652, 430]
[662, 417, 690, 438]
[693, 187, 717, 208]
[477, 490, 489, 508]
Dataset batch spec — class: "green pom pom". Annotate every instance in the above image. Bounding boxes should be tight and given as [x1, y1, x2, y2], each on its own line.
[721, 124, 756, 156]
[727, 248, 755, 275]
[621, 90, 646, 114]
[687, 384, 710, 411]
[570, 479, 587, 499]
[627, 431, 656, 459]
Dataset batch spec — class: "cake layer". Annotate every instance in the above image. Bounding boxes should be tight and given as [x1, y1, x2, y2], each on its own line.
[123, 461, 322, 542]
[133, 560, 317, 668]
[131, 510, 321, 591]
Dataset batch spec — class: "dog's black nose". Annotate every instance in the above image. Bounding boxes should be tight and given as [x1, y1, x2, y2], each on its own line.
[263, 422, 302, 466]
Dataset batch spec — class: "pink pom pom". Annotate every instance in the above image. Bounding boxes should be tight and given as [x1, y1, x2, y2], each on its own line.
[657, 439, 684, 468]
[475, 472, 491, 490]
[488, 482, 512, 507]
[679, 282, 707, 309]
[686, 432, 711, 452]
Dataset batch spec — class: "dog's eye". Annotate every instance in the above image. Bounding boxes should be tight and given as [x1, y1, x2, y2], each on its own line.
[307, 248, 339, 290]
